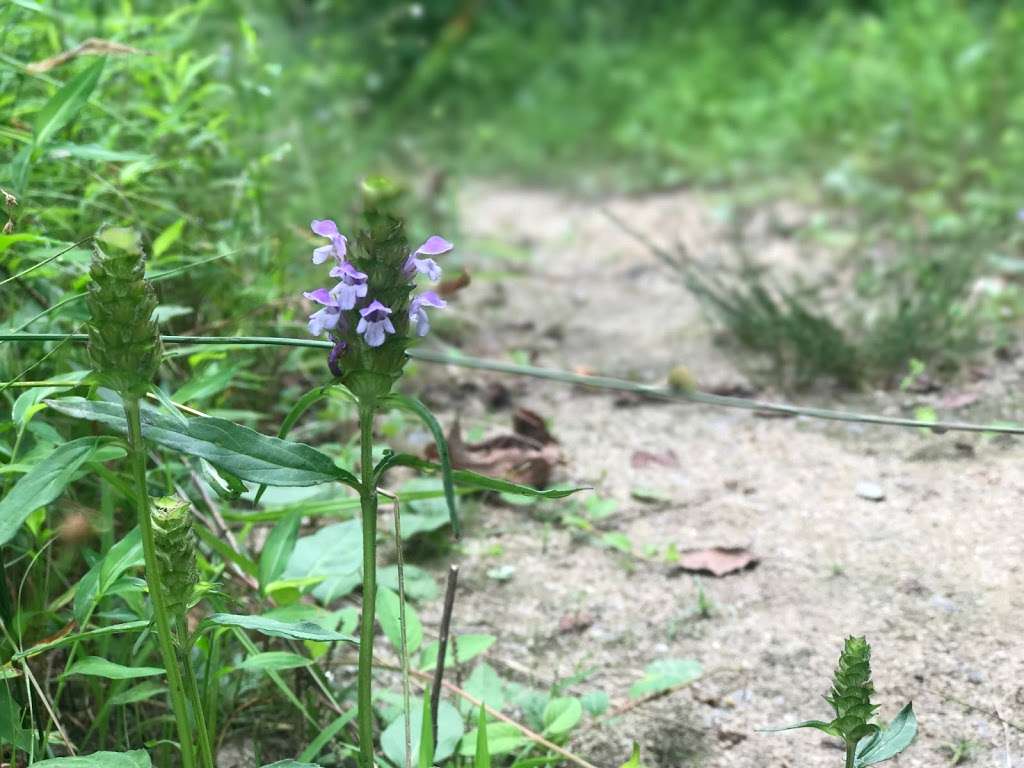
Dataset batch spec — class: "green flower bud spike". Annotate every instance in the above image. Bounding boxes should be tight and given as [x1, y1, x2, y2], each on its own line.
[764, 636, 917, 768]
[85, 242, 162, 397]
[151, 495, 198, 617]
[85, 238, 212, 768]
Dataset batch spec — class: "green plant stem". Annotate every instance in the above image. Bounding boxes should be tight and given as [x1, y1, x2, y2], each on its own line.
[846, 741, 856, 768]
[181, 622, 216, 768]
[357, 400, 379, 768]
[124, 397, 198, 768]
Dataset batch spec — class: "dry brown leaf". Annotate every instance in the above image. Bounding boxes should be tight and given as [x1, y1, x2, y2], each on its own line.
[27, 38, 150, 74]
[670, 547, 758, 577]
[427, 407, 561, 488]
[557, 611, 594, 634]
[437, 268, 471, 298]
[630, 448, 680, 469]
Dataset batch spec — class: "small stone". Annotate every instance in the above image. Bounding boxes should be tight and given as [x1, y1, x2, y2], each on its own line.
[967, 670, 984, 685]
[855, 481, 885, 502]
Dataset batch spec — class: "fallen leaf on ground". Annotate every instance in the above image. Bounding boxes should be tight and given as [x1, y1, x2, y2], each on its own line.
[27, 38, 150, 73]
[428, 407, 561, 488]
[557, 611, 595, 634]
[630, 449, 679, 469]
[438, 268, 471, 298]
[669, 547, 758, 577]
[939, 391, 979, 410]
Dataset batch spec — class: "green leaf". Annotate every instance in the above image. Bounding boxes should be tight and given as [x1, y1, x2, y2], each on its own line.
[419, 691, 434, 768]
[47, 397, 356, 488]
[418, 634, 496, 670]
[254, 384, 333, 504]
[259, 762, 322, 768]
[474, 706, 491, 768]
[855, 703, 917, 767]
[200, 613, 357, 644]
[297, 709, 357, 763]
[760, 719, 841, 737]
[74, 527, 143, 625]
[14, 620, 149, 661]
[376, 584, 423, 656]
[63, 656, 164, 680]
[236, 652, 313, 672]
[580, 691, 609, 716]
[31, 751, 152, 767]
[33, 58, 106, 147]
[382, 698, 464, 767]
[259, 512, 301, 592]
[382, 394, 460, 537]
[152, 217, 185, 258]
[459, 723, 527, 757]
[282, 520, 362, 603]
[388, 454, 584, 501]
[0, 687, 33, 752]
[619, 742, 644, 768]
[628, 658, 702, 699]
[542, 697, 582, 736]
[108, 682, 168, 707]
[0, 437, 101, 546]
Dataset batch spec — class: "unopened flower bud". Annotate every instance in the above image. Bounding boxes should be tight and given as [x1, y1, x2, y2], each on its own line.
[150, 495, 198, 616]
[86, 244, 162, 398]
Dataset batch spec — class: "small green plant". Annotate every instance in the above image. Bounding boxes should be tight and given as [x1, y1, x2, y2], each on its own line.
[766, 636, 917, 768]
[942, 737, 979, 766]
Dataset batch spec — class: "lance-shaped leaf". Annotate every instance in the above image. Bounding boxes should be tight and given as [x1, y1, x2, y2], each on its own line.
[855, 703, 917, 767]
[385, 453, 585, 500]
[200, 613, 357, 644]
[47, 397, 358, 489]
[381, 393, 460, 537]
[0, 437, 102, 547]
[32, 750, 152, 768]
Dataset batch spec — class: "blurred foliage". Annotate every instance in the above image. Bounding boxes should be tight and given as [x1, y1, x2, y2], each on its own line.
[2, 0, 1024, 392]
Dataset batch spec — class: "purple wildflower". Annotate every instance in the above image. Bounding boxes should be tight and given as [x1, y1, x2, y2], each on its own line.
[408, 291, 446, 337]
[356, 300, 395, 347]
[303, 288, 345, 335]
[404, 235, 452, 280]
[311, 219, 348, 265]
[328, 260, 369, 309]
[328, 340, 347, 377]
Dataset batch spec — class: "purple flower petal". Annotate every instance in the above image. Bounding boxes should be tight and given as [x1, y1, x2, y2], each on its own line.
[363, 321, 387, 347]
[330, 280, 366, 310]
[359, 299, 392, 320]
[413, 290, 446, 309]
[409, 291, 447, 336]
[312, 244, 335, 265]
[303, 288, 337, 307]
[308, 307, 342, 335]
[415, 236, 453, 257]
[329, 261, 368, 282]
[311, 219, 340, 237]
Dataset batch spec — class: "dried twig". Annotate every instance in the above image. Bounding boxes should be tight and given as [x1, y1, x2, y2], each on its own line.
[431, 564, 460, 745]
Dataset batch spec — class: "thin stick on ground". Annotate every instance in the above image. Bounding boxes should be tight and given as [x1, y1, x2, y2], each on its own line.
[5, 333, 1024, 436]
[431, 564, 460, 746]
[379, 487, 413, 768]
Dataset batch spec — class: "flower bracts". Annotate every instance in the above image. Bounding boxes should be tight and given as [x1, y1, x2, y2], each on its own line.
[826, 635, 880, 744]
[151, 495, 198, 617]
[86, 244, 162, 398]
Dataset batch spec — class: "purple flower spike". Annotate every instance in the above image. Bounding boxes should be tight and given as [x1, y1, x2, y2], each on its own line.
[403, 235, 452, 281]
[303, 288, 344, 336]
[356, 300, 395, 347]
[408, 291, 447, 337]
[328, 340, 347, 377]
[328, 261, 369, 309]
[311, 218, 348, 264]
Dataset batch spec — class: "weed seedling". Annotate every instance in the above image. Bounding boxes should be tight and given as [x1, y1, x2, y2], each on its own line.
[765, 636, 917, 768]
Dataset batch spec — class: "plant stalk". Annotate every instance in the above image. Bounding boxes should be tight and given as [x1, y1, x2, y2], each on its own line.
[357, 401, 379, 768]
[181, 623, 216, 768]
[124, 398, 198, 768]
[845, 740, 856, 768]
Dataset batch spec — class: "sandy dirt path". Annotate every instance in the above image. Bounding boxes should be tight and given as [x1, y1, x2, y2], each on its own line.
[416, 182, 1024, 768]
